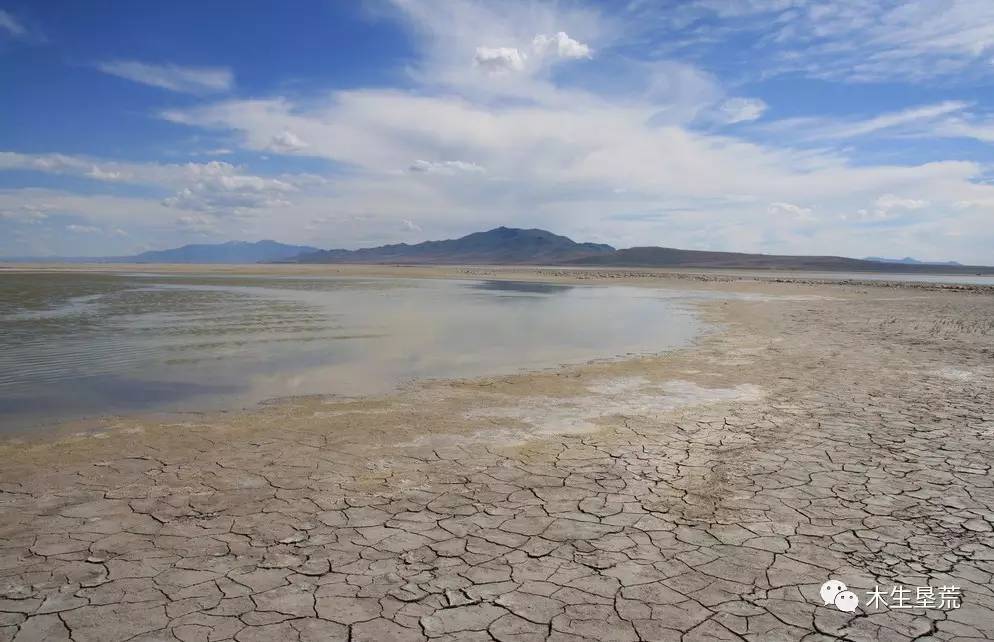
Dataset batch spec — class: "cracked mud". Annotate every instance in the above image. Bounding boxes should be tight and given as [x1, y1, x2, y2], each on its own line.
[1, 273, 992, 642]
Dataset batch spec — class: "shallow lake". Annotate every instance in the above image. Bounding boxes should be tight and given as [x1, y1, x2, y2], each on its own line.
[0, 272, 706, 433]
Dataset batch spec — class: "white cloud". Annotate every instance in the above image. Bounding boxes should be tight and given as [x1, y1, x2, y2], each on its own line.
[0, 152, 121, 177]
[845, 194, 931, 222]
[471, 32, 589, 77]
[408, 159, 485, 175]
[768, 201, 814, 222]
[875, 194, 928, 211]
[0, 152, 300, 215]
[159, 84, 994, 261]
[473, 46, 526, 74]
[683, 0, 994, 82]
[161, 161, 296, 213]
[386, 0, 604, 99]
[5, 0, 994, 263]
[718, 97, 768, 124]
[934, 117, 994, 143]
[86, 166, 125, 181]
[763, 101, 971, 141]
[532, 32, 591, 59]
[66, 224, 101, 234]
[175, 214, 218, 233]
[0, 9, 27, 38]
[95, 60, 234, 94]
[827, 102, 970, 138]
[268, 131, 309, 153]
[0, 205, 48, 223]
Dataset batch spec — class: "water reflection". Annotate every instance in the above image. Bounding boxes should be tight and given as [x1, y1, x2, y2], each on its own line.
[467, 280, 574, 294]
[0, 272, 702, 433]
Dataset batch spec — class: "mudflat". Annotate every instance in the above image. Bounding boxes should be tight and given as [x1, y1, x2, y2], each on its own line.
[1, 266, 992, 642]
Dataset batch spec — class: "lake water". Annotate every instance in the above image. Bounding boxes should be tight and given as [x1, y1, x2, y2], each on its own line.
[0, 272, 703, 433]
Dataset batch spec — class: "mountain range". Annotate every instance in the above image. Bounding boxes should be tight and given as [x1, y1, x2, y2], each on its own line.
[4, 228, 992, 274]
[864, 256, 962, 266]
[0, 240, 318, 264]
[119, 240, 319, 264]
[293, 227, 614, 265]
[290, 227, 992, 274]
[564, 246, 988, 273]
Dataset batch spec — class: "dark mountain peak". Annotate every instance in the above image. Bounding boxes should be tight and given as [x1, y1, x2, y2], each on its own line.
[480, 226, 566, 240]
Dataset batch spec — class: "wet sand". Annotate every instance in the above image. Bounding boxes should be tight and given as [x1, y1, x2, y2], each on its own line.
[1, 265, 993, 641]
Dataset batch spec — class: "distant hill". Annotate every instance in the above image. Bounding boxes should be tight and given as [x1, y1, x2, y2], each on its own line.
[864, 256, 962, 266]
[115, 240, 320, 264]
[6, 229, 991, 274]
[1, 240, 321, 264]
[294, 227, 992, 274]
[293, 227, 615, 265]
[565, 246, 994, 274]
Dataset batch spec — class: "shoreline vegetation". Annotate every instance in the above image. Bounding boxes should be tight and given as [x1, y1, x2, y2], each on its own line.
[1, 265, 992, 641]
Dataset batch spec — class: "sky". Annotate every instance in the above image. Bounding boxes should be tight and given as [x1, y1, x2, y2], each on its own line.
[2, 1, 994, 263]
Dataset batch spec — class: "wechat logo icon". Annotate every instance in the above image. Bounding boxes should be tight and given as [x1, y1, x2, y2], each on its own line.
[820, 580, 858, 613]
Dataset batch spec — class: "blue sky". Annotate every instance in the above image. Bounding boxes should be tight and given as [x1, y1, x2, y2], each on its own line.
[2, 1, 994, 262]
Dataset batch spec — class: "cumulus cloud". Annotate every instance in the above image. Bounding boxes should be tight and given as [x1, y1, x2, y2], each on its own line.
[473, 46, 526, 74]
[161, 161, 296, 213]
[0, 152, 300, 216]
[472, 32, 590, 76]
[532, 32, 591, 59]
[768, 202, 814, 222]
[845, 194, 931, 222]
[95, 60, 234, 94]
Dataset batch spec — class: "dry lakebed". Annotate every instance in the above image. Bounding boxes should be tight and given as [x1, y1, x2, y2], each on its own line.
[1, 265, 993, 642]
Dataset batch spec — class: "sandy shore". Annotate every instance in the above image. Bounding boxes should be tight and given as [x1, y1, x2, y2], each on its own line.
[1, 267, 993, 641]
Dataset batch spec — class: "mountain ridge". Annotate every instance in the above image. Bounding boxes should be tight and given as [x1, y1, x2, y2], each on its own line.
[122, 240, 320, 264]
[4, 228, 992, 274]
[292, 227, 615, 265]
[864, 256, 962, 266]
[0, 240, 320, 264]
[289, 227, 993, 274]
[565, 246, 993, 274]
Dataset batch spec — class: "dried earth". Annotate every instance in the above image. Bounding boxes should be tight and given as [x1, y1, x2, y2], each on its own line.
[1, 268, 992, 641]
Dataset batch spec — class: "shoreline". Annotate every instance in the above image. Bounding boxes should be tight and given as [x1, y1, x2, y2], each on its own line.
[0, 285, 728, 461]
[1, 268, 993, 641]
[0, 264, 868, 450]
[3, 260, 993, 292]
